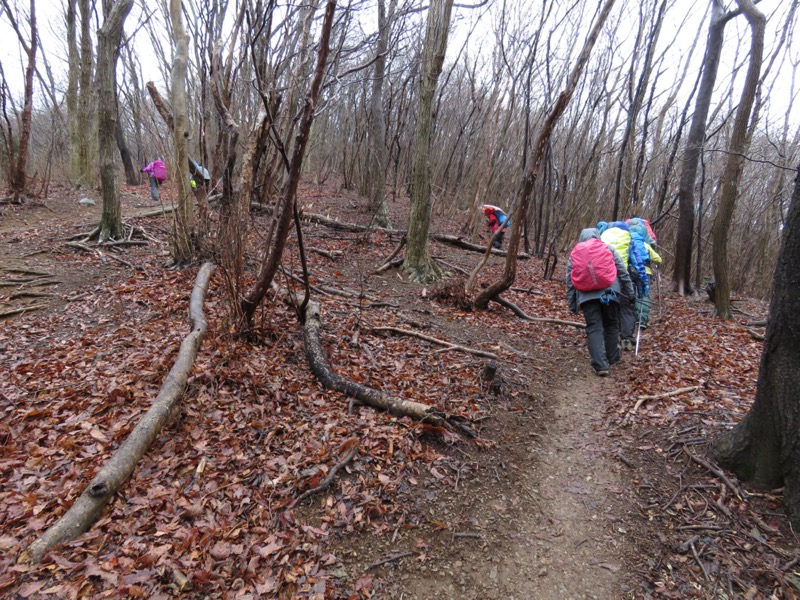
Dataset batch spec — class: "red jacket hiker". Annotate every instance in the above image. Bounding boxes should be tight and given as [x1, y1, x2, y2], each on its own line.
[481, 205, 509, 249]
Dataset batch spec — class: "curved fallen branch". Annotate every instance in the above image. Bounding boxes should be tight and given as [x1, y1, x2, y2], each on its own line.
[21, 262, 216, 564]
[290, 440, 360, 507]
[492, 296, 585, 329]
[626, 381, 705, 421]
[370, 326, 500, 360]
[303, 300, 475, 437]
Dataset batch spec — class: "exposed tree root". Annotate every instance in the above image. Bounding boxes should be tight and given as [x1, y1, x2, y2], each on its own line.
[20, 262, 216, 564]
[0, 303, 47, 319]
[302, 300, 476, 438]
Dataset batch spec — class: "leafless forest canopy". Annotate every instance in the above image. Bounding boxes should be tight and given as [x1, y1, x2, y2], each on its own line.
[1, 0, 798, 297]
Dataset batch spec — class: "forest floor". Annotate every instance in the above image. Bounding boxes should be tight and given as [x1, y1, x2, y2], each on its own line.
[0, 180, 797, 599]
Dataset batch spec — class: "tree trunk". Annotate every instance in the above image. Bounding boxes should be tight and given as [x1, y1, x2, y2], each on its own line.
[96, 0, 133, 241]
[474, 0, 617, 310]
[77, 0, 94, 187]
[402, 0, 453, 284]
[66, 0, 81, 183]
[714, 164, 800, 528]
[367, 0, 392, 229]
[115, 115, 139, 185]
[673, 0, 727, 295]
[711, 0, 765, 319]
[170, 0, 194, 265]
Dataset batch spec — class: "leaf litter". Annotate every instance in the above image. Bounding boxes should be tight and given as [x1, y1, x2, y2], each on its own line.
[0, 182, 796, 599]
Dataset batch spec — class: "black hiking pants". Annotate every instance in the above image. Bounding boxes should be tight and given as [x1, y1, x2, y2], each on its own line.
[581, 298, 621, 372]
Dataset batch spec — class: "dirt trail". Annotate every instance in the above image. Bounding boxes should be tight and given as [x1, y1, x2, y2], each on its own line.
[344, 354, 635, 599]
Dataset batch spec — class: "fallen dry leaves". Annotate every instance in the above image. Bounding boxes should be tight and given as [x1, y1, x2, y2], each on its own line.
[0, 182, 796, 599]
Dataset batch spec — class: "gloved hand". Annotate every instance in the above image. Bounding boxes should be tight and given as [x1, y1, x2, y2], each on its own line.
[643, 285, 650, 296]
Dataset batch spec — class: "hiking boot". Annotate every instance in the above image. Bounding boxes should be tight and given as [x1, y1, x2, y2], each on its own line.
[595, 369, 609, 377]
[621, 340, 633, 351]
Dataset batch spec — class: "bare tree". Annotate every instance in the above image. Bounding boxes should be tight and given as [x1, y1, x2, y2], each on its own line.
[710, 0, 765, 318]
[169, 0, 193, 265]
[366, 0, 393, 228]
[241, 0, 338, 328]
[473, 0, 617, 310]
[403, 0, 454, 283]
[97, 0, 133, 240]
[1, 0, 37, 203]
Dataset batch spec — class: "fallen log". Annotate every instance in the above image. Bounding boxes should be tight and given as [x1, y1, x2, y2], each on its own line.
[21, 262, 216, 564]
[298, 211, 530, 259]
[302, 300, 475, 437]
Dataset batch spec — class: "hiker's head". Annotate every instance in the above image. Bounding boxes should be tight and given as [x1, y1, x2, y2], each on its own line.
[597, 221, 609, 234]
[579, 228, 600, 242]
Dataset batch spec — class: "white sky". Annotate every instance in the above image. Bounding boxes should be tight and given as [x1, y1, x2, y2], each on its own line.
[0, 0, 797, 126]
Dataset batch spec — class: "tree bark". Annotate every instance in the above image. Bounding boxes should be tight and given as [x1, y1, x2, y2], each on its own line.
[77, 0, 94, 187]
[21, 263, 216, 563]
[97, 0, 133, 241]
[714, 165, 800, 529]
[711, 0, 765, 319]
[474, 0, 617, 310]
[366, 0, 392, 229]
[115, 115, 139, 185]
[402, 0, 453, 284]
[169, 0, 194, 265]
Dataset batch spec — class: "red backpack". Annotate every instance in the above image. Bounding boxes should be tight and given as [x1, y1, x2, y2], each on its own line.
[570, 238, 617, 292]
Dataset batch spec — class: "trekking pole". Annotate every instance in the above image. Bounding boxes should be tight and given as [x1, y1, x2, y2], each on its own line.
[655, 265, 663, 319]
[635, 297, 644, 356]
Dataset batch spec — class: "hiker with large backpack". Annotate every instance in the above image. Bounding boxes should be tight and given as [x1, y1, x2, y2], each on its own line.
[627, 217, 662, 329]
[567, 228, 635, 376]
[598, 220, 648, 351]
[141, 158, 167, 202]
[481, 205, 509, 249]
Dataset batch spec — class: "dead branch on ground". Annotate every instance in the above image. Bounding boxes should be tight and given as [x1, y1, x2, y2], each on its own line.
[302, 300, 475, 437]
[492, 296, 585, 329]
[371, 325, 499, 360]
[21, 262, 216, 563]
[627, 382, 705, 418]
[290, 440, 360, 507]
[0, 304, 47, 319]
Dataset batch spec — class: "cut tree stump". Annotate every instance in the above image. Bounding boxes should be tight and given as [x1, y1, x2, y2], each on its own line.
[21, 262, 216, 564]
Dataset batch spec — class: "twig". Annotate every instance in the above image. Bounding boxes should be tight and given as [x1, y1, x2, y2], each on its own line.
[683, 447, 748, 501]
[9, 291, 53, 300]
[510, 286, 546, 296]
[371, 326, 499, 360]
[690, 540, 710, 581]
[308, 247, 342, 259]
[292, 441, 360, 506]
[629, 382, 705, 415]
[367, 551, 414, 570]
[616, 452, 635, 468]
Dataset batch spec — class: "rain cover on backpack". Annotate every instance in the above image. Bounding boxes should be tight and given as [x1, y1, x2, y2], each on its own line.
[570, 238, 617, 292]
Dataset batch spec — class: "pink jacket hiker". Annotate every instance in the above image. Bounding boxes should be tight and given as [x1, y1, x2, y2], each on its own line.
[142, 160, 167, 183]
